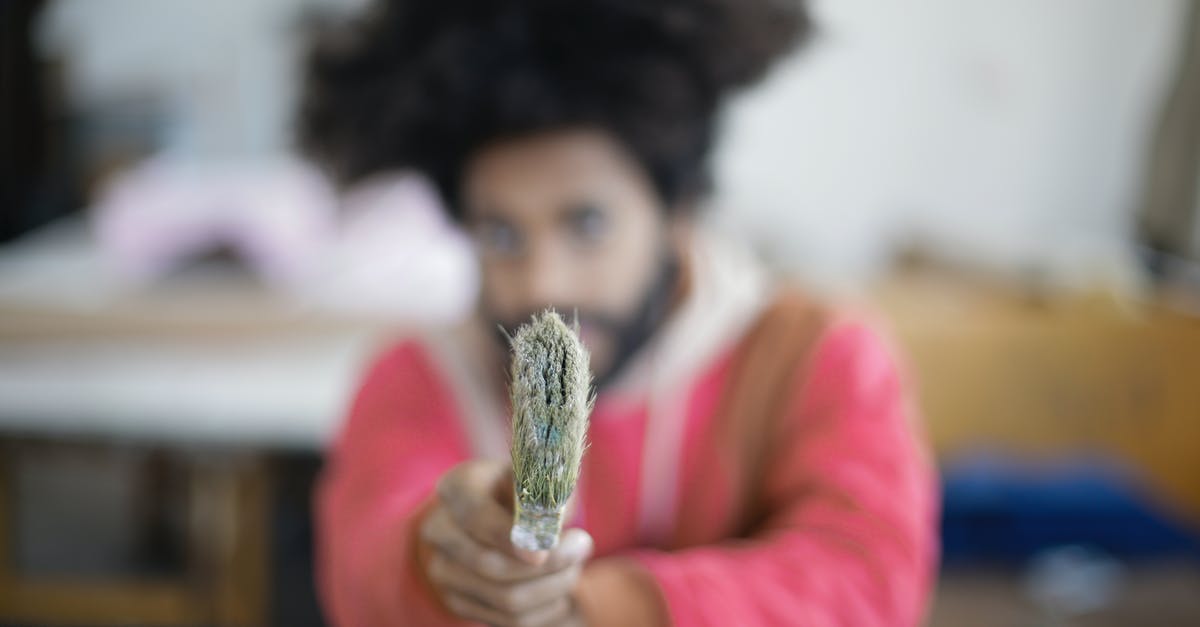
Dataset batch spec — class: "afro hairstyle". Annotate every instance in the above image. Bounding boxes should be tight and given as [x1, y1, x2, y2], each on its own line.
[298, 0, 811, 218]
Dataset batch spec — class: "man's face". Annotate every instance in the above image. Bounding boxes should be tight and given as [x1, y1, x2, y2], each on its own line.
[462, 129, 679, 386]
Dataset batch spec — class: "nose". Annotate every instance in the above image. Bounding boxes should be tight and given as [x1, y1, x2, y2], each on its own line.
[517, 239, 577, 308]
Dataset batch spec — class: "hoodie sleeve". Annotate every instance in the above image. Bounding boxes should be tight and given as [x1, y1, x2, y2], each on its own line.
[314, 341, 471, 626]
[588, 321, 939, 627]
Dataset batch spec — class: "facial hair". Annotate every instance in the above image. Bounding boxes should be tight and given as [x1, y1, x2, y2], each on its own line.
[491, 246, 680, 390]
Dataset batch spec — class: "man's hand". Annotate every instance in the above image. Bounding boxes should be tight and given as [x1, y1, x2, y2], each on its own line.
[420, 459, 593, 627]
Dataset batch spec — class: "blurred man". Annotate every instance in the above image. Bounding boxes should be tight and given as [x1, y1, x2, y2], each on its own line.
[301, 1, 937, 625]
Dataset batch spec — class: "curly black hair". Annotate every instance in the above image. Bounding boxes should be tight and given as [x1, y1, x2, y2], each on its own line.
[299, 0, 810, 218]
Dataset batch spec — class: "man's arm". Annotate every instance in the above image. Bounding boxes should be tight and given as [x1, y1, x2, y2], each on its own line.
[317, 342, 595, 627]
[315, 342, 470, 626]
[577, 322, 939, 626]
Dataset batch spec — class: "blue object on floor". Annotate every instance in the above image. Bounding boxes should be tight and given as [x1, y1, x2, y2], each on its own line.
[939, 454, 1200, 564]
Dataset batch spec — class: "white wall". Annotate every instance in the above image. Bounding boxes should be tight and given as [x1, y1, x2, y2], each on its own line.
[38, 0, 1192, 288]
[37, 0, 363, 159]
[712, 0, 1188, 285]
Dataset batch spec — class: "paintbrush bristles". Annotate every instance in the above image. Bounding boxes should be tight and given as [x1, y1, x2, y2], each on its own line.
[508, 309, 591, 551]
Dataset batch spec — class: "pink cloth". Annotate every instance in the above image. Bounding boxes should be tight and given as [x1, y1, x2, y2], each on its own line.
[316, 319, 938, 626]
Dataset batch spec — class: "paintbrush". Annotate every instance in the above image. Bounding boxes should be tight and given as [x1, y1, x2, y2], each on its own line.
[507, 309, 592, 551]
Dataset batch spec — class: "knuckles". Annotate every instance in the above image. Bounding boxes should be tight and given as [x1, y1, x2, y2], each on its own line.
[498, 586, 529, 612]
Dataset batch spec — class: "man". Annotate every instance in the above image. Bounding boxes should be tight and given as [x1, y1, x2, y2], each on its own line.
[301, 1, 937, 625]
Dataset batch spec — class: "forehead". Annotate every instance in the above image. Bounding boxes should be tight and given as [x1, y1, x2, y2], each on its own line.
[463, 129, 650, 218]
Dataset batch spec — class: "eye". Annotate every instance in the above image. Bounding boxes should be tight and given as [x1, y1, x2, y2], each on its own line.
[473, 217, 523, 258]
[566, 202, 609, 245]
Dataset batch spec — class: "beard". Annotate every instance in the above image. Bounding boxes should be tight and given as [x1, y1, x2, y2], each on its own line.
[489, 247, 681, 391]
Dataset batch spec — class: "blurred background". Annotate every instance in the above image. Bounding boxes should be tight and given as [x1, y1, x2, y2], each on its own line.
[1, 0, 1198, 625]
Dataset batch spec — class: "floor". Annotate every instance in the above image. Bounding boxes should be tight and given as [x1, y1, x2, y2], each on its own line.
[929, 563, 1200, 627]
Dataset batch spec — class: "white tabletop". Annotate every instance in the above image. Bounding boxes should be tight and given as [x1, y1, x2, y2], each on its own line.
[0, 220, 397, 449]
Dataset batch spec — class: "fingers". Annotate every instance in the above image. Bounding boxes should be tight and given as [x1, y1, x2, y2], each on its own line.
[504, 528, 593, 578]
[437, 461, 519, 554]
[546, 529, 594, 571]
[421, 507, 521, 581]
[421, 507, 493, 574]
[437, 461, 589, 565]
[437, 460, 509, 509]
[421, 506, 594, 582]
[427, 455, 596, 627]
[442, 592, 571, 627]
[429, 552, 582, 615]
[421, 500, 594, 627]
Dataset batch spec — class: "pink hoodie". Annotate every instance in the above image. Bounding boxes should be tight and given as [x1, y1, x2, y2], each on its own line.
[315, 300, 937, 626]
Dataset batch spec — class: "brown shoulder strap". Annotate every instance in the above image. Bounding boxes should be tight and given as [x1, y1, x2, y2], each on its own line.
[716, 288, 830, 534]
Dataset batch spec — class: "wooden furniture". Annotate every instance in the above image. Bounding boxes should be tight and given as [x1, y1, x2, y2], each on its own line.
[0, 446, 269, 626]
[878, 271, 1200, 523]
[0, 222, 388, 626]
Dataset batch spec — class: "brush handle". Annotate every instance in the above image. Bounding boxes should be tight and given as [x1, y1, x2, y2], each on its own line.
[511, 500, 565, 551]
